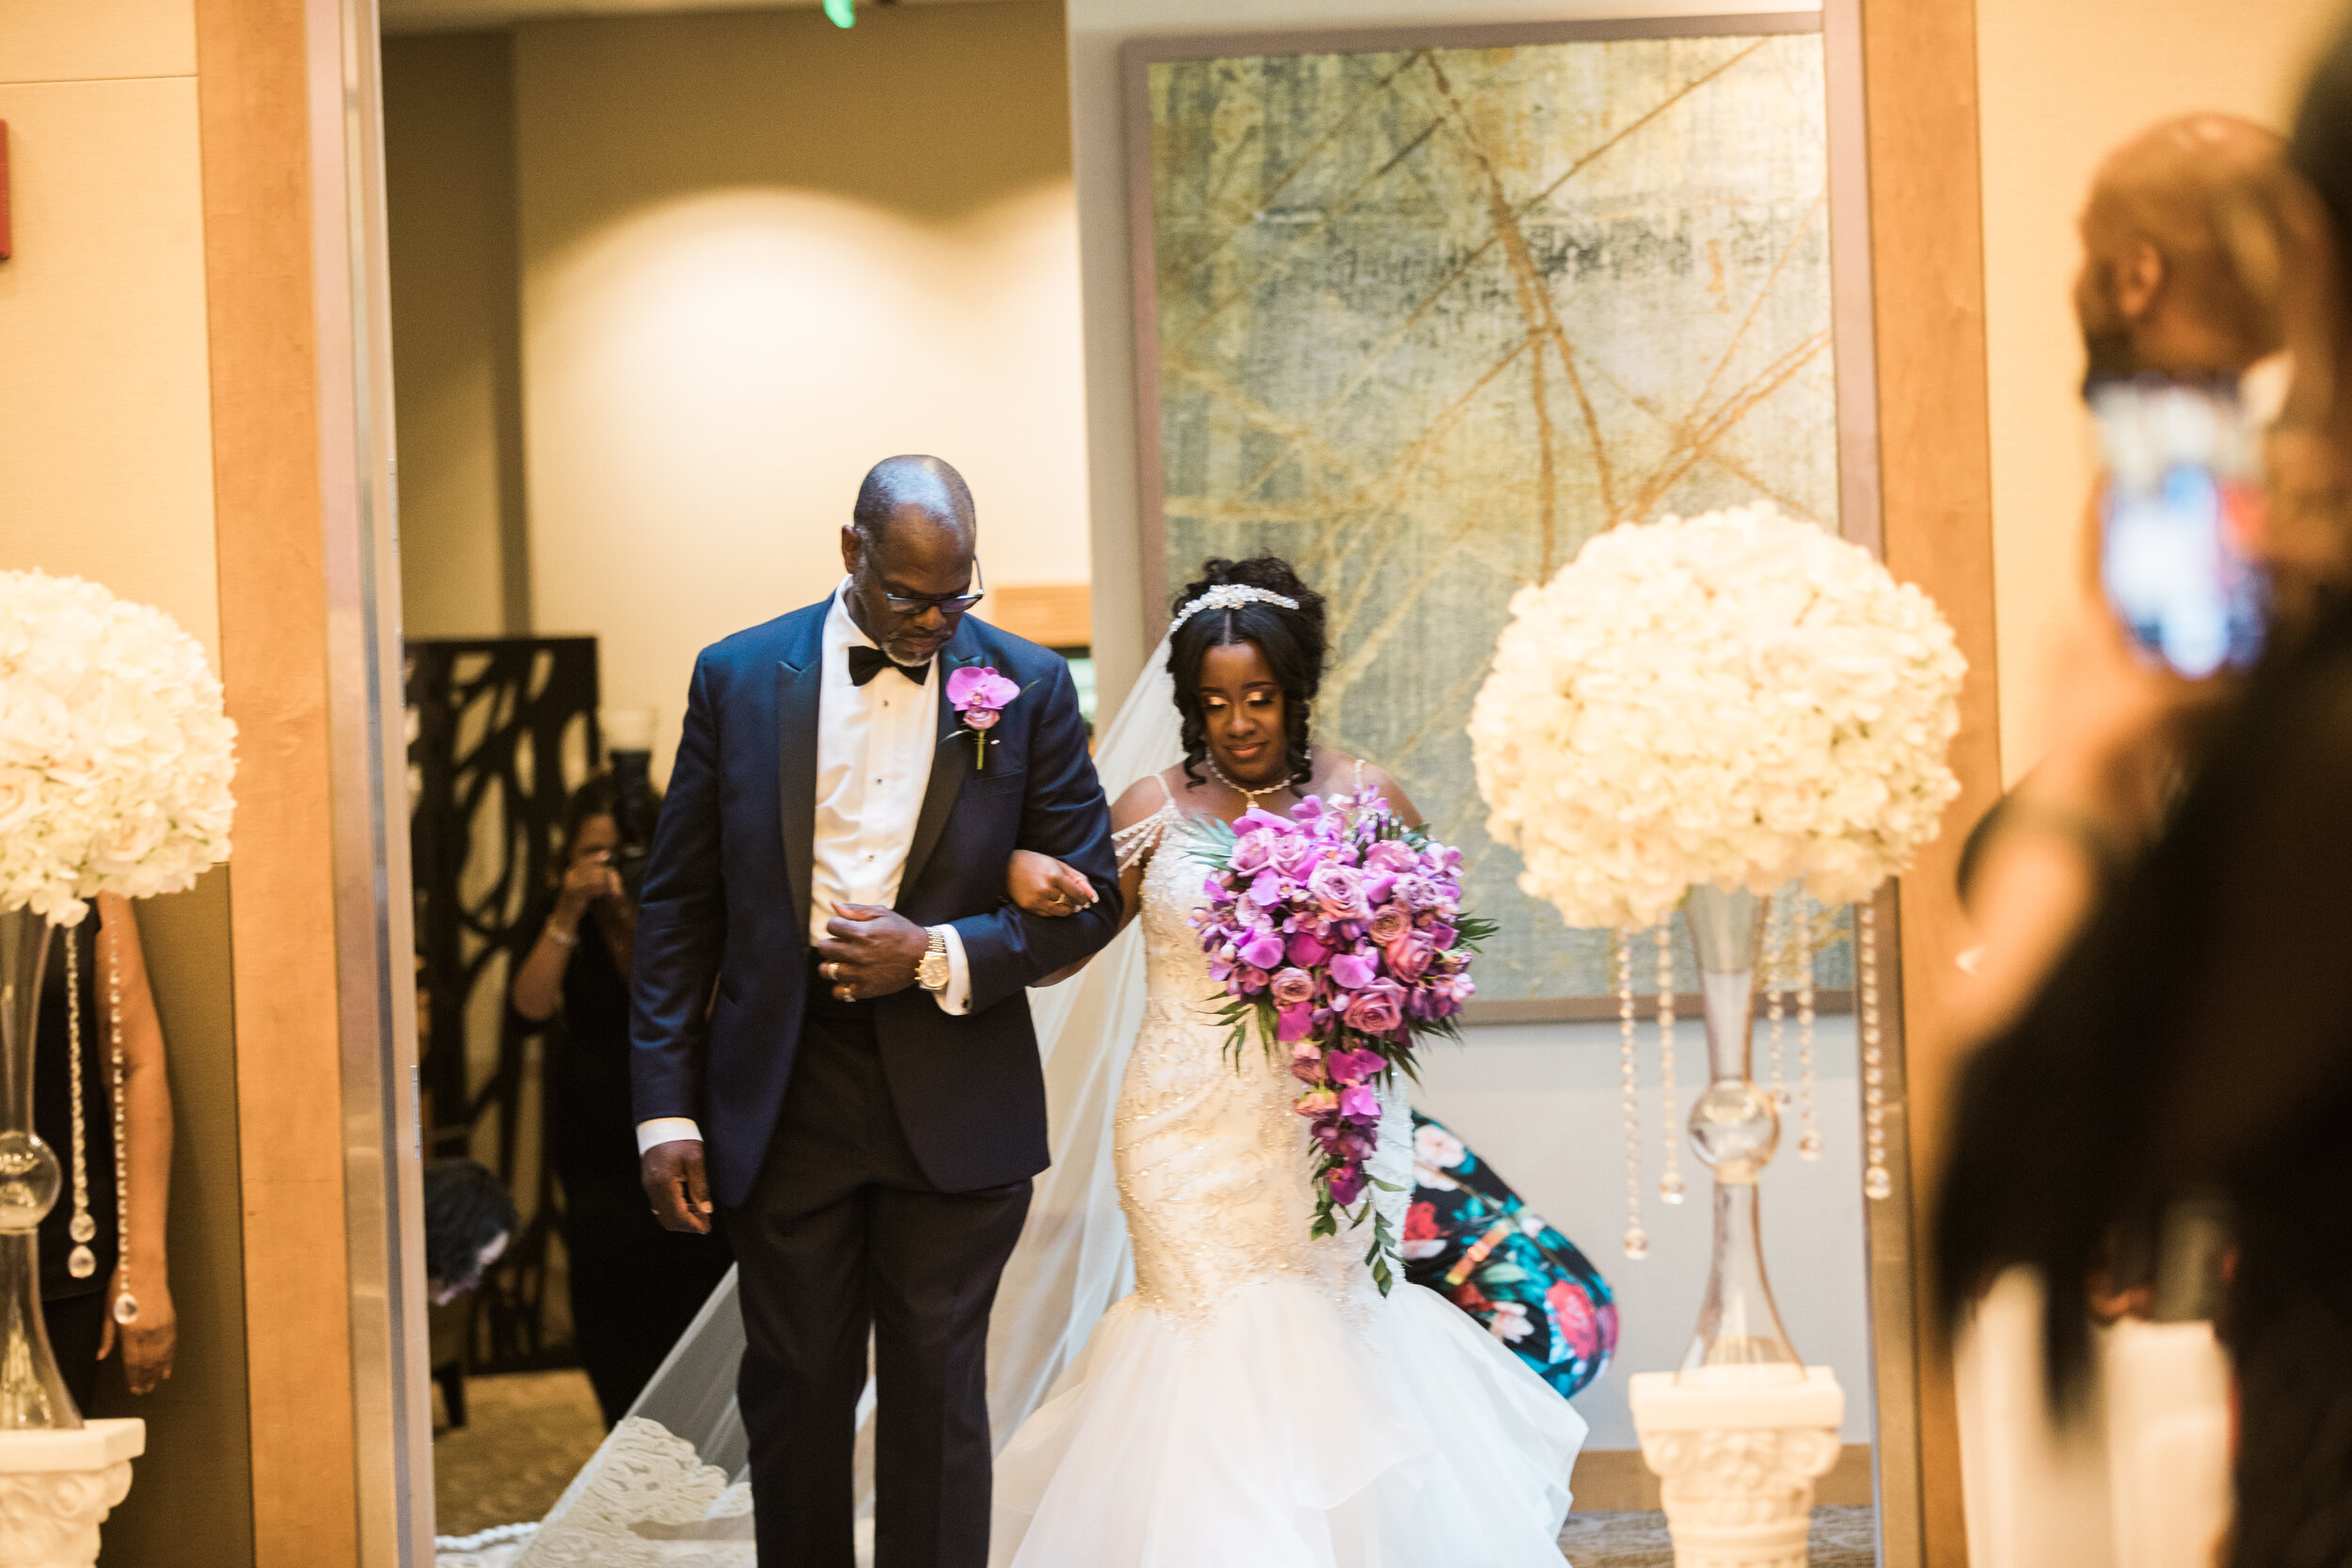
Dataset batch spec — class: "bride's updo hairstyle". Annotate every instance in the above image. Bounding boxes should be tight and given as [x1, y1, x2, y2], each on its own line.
[1168, 555, 1327, 790]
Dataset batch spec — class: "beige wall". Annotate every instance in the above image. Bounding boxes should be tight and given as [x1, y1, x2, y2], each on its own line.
[0, 2, 253, 1563]
[508, 0, 1085, 772]
[1976, 0, 2344, 779]
[386, 29, 528, 640]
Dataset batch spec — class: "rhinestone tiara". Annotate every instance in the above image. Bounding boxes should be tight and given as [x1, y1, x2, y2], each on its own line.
[1169, 584, 1300, 635]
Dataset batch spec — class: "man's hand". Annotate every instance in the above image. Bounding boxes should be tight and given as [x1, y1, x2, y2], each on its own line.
[816, 904, 929, 1002]
[643, 1138, 713, 1234]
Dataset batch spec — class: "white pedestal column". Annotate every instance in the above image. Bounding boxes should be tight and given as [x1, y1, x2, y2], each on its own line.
[1630, 1368, 1843, 1568]
[0, 1419, 143, 1568]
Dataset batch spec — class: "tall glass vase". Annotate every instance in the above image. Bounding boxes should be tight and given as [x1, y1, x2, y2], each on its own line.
[0, 908, 80, 1429]
[1677, 884, 1803, 1386]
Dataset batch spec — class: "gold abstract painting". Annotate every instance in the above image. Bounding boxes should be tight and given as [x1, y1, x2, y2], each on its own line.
[1141, 26, 1838, 1003]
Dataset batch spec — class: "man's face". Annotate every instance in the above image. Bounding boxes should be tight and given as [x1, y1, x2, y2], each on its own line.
[841, 508, 977, 666]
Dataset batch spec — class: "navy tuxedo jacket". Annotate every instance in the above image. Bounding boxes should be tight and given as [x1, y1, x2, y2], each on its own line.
[628, 601, 1121, 1208]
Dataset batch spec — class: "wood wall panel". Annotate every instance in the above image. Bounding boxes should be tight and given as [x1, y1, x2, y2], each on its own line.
[192, 0, 362, 1559]
[1859, 0, 2003, 1561]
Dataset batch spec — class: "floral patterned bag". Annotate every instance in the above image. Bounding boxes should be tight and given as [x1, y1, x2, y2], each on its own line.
[1405, 1112, 1616, 1400]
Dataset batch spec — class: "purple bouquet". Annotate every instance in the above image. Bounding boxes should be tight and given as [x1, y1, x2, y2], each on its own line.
[1186, 791, 1491, 1292]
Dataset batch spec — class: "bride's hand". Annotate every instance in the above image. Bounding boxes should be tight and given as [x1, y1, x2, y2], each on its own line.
[1008, 850, 1096, 917]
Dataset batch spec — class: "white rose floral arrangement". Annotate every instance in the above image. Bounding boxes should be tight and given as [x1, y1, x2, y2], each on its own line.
[1470, 503, 1964, 931]
[0, 570, 237, 925]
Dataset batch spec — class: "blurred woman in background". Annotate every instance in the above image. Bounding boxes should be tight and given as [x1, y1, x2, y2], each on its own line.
[1939, 27, 2352, 1562]
[514, 774, 731, 1427]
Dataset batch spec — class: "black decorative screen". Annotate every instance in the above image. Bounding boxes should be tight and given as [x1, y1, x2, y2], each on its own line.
[405, 638, 598, 1371]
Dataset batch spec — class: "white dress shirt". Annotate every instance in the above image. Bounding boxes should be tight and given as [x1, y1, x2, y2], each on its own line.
[636, 580, 972, 1154]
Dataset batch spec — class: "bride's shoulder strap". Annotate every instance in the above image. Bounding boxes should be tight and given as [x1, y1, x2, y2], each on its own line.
[1112, 770, 1181, 872]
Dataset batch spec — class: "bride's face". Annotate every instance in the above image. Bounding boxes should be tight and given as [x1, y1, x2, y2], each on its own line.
[1197, 641, 1287, 784]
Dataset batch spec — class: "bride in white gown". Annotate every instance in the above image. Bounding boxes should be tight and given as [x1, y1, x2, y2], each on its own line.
[467, 559, 1581, 1568]
[988, 560, 1584, 1566]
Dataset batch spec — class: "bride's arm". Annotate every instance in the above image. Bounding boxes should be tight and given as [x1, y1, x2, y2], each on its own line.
[1031, 776, 1167, 984]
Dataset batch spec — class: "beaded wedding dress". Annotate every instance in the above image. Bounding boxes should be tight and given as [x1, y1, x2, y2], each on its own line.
[984, 783, 1587, 1567]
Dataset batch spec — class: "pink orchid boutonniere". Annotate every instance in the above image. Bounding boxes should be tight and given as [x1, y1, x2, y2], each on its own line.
[946, 663, 1022, 770]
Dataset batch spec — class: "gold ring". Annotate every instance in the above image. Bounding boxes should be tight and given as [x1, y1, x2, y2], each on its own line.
[824, 961, 838, 980]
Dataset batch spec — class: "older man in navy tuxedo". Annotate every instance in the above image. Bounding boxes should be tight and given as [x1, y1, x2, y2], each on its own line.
[629, 455, 1119, 1568]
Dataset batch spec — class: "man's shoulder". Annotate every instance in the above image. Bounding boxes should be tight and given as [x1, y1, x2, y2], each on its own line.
[961, 617, 1070, 682]
[697, 601, 828, 674]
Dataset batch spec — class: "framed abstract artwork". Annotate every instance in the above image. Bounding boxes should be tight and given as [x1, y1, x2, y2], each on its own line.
[1125, 12, 1872, 1016]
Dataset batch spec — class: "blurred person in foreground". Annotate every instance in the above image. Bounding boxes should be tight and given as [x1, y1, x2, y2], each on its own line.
[512, 774, 732, 1426]
[1938, 65, 2352, 1566]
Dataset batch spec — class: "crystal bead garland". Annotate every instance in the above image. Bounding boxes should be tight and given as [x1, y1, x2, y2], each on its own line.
[105, 925, 135, 1325]
[59, 940, 94, 1279]
[1616, 929, 1648, 1259]
[1794, 897, 1822, 1161]
[1656, 924, 1685, 1205]
[1858, 901, 1891, 1200]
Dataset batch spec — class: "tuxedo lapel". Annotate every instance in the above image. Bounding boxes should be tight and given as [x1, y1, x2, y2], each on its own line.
[901, 621, 979, 895]
[775, 610, 827, 940]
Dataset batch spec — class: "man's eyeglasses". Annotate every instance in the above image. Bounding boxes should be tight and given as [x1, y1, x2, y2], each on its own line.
[882, 560, 986, 619]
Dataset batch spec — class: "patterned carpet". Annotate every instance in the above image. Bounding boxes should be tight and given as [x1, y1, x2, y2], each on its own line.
[1560, 1506, 1878, 1565]
[434, 1370, 608, 1539]
[434, 1370, 1882, 1565]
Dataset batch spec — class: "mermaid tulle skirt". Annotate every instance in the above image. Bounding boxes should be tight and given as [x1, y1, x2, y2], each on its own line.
[988, 1277, 1586, 1568]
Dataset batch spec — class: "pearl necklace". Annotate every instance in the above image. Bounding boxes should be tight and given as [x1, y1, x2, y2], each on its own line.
[1204, 755, 1302, 807]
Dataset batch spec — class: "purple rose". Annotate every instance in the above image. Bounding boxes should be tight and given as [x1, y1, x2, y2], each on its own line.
[1288, 1040, 1326, 1081]
[1307, 862, 1366, 919]
[1268, 833, 1316, 877]
[1327, 1163, 1368, 1207]
[1269, 967, 1317, 1007]
[1364, 840, 1417, 873]
[1384, 934, 1434, 982]
[1328, 952, 1375, 990]
[1286, 930, 1333, 968]
[1230, 831, 1273, 874]
[1392, 874, 1442, 911]
[1368, 905, 1412, 944]
[1325, 1048, 1386, 1085]
[1344, 979, 1406, 1037]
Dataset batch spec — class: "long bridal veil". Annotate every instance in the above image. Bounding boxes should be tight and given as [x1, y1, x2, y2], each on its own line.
[485, 639, 1184, 1568]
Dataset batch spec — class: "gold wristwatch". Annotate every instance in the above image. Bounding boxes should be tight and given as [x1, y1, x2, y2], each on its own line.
[916, 927, 952, 993]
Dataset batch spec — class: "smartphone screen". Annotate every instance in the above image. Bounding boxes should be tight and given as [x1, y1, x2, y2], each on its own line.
[2090, 376, 2267, 679]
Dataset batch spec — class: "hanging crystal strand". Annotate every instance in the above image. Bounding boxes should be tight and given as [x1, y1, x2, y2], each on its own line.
[105, 925, 135, 1326]
[1858, 900, 1891, 1199]
[61, 938, 93, 1280]
[1764, 895, 1789, 1108]
[1794, 895, 1822, 1160]
[1616, 929, 1648, 1259]
[1656, 923, 1686, 1204]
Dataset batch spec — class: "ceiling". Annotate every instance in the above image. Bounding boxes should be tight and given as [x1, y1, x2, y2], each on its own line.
[380, 0, 1024, 36]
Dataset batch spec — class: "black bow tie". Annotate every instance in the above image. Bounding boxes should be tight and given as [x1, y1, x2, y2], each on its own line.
[848, 645, 928, 688]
